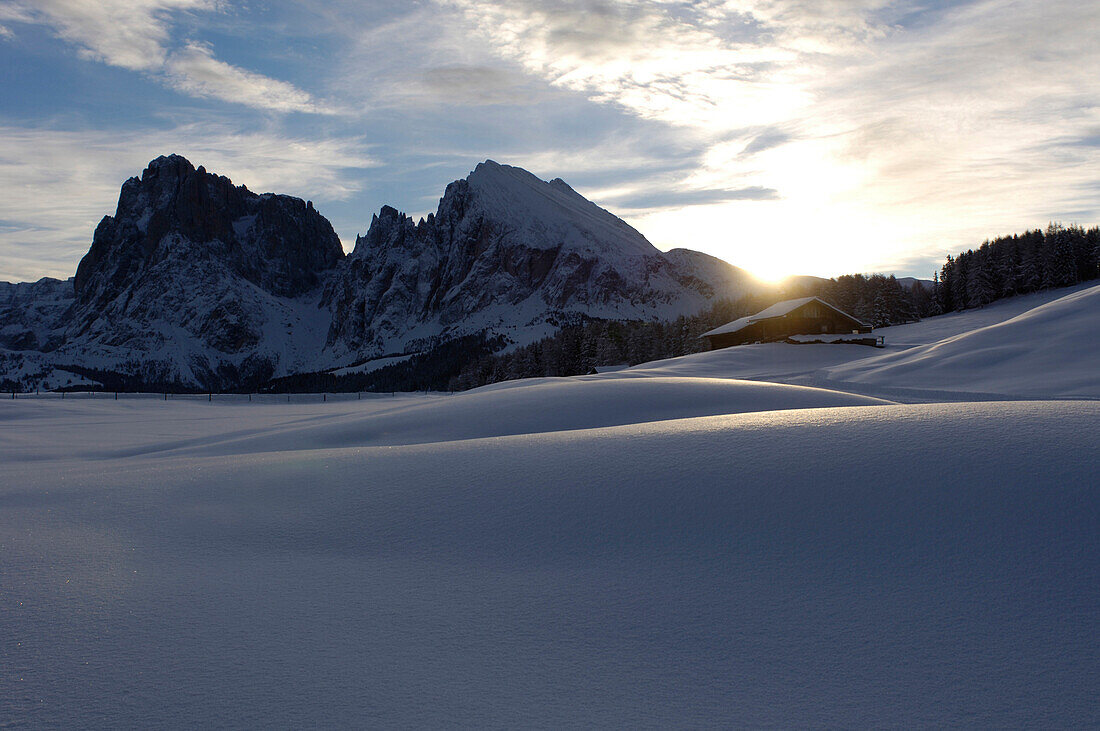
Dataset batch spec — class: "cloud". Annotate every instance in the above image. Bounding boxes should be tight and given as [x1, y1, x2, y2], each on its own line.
[165, 42, 335, 114]
[437, 0, 1100, 278]
[741, 130, 792, 156]
[0, 0, 331, 114]
[610, 186, 779, 211]
[439, 0, 803, 129]
[414, 65, 539, 106]
[0, 123, 376, 282]
[2, 0, 210, 71]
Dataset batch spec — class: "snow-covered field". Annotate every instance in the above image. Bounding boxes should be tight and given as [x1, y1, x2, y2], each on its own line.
[2, 285, 1098, 726]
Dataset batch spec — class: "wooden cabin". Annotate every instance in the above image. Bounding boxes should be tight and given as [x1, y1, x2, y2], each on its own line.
[587, 364, 631, 375]
[700, 297, 873, 350]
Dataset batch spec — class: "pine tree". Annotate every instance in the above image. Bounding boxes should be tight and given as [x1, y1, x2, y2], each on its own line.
[895, 277, 921, 321]
[928, 275, 944, 316]
[1041, 223, 1075, 288]
[936, 265, 953, 313]
[1019, 237, 1043, 293]
[951, 253, 969, 310]
[996, 236, 1019, 298]
[1090, 227, 1100, 280]
[967, 249, 995, 308]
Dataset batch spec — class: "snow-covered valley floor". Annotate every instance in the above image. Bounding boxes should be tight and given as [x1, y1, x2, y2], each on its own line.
[2, 285, 1099, 726]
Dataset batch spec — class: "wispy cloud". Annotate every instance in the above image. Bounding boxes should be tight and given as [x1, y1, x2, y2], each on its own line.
[165, 42, 335, 114]
[619, 185, 779, 209]
[0, 0, 332, 114]
[2, 0, 209, 71]
[439, 0, 804, 129]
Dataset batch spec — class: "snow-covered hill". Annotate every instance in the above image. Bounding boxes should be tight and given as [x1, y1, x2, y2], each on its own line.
[2, 391, 1097, 726]
[823, 282, 1100, 398]
[615, 282, 1100, 400]
[0, 157, 756, 390]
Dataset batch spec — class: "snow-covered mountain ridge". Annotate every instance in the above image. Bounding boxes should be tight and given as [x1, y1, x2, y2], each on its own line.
[321, 160, 751, 359]
[0, 156, 754, 390]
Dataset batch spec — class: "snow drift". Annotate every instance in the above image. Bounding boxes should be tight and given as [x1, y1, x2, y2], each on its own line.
[0, 378, 889, 461]
[2, 400, 1097, 726]
[824, 282, 1100, 398]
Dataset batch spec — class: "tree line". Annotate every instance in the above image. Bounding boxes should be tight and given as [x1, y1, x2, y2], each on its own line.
[932, 224, 1100, 314]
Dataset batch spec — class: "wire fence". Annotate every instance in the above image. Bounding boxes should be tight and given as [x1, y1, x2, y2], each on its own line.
[3, 390, 452, 403]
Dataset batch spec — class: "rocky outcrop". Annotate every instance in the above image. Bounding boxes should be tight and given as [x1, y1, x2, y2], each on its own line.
[74, 155, 342, 307]
[322, 160, 754, 359]
[59, 155, 343, 387]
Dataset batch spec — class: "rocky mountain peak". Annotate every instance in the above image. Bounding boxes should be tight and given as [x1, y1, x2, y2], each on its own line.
[322, 161, 753, 360]
[74, 154, 344, 305]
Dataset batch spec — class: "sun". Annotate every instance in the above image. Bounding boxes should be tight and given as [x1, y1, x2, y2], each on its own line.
[745, 260, 792, 284]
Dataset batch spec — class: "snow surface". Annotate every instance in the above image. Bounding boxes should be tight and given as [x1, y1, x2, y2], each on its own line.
[2, 282, 1099, 726]
[0, 379, 888, 462]
[328, 352, 415, 376]
[2, 398, 1097, 726]
[631, 283, 1100, 400]
[822, 283, 1100, 398]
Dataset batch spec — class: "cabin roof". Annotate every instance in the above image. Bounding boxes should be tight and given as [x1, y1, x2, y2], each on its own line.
[700, 296, 869, 338]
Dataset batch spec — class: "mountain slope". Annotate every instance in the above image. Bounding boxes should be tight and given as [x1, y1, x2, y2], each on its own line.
[321, 160, 755, 360]
[41, 155, 342, 388]
[0, 277, 74, 352]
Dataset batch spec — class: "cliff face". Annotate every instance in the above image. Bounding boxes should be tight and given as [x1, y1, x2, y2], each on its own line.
[74, 155, 342, 305]
[59, 155, 344, 388]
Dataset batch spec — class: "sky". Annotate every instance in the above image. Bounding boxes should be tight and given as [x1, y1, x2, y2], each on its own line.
[0, 0, 1097, 283]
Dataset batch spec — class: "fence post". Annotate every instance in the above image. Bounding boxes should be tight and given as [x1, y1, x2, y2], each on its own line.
[208, 393, 212, 402]
[248, 393, 251, 402]
[323, 393, 326, 402]
[114, 391, 118, 400]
